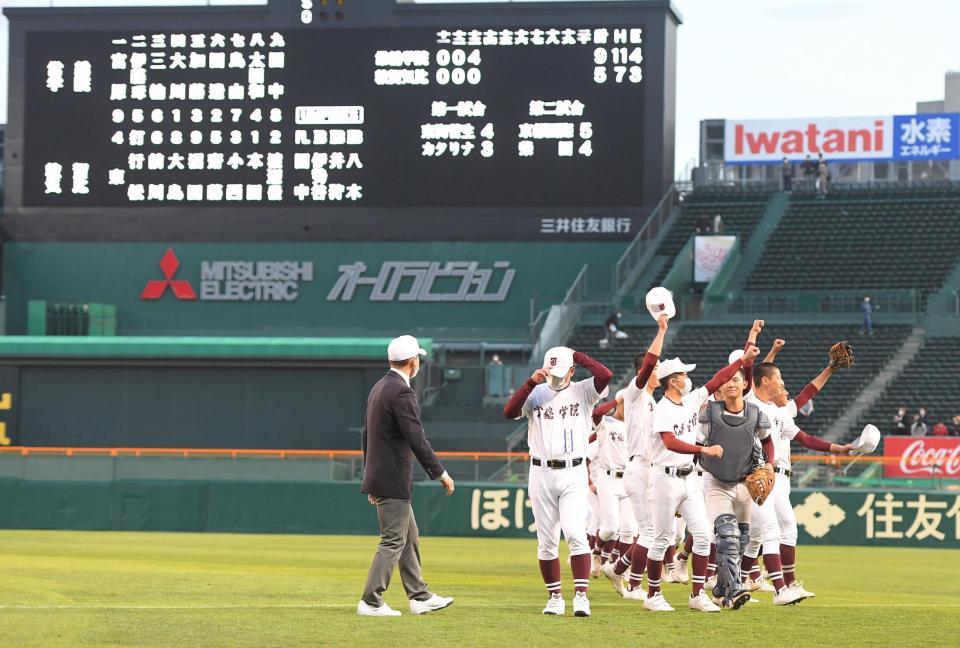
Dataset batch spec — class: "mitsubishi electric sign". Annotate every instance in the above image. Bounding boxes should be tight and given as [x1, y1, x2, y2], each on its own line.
[140, 249, 514, 303]
[141, 248, 314, 302]
[723, 113, 960, 163]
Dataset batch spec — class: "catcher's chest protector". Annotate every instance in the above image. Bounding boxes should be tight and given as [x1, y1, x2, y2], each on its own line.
[699, 401, 762, 483]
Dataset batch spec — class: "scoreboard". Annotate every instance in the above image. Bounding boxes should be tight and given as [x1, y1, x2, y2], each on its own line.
[3, 0, 680, 240]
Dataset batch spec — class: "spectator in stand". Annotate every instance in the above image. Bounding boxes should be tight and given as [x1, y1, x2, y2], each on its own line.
[816, 156, 830, 198]
[713, 213, 723, 233]
[860, 296, 875, 336]
[910, 414, 928, 437]
[801, 154, 817, 184]
[951, 415, 960, 436]
[918, 407, 930, 428]
[931, 420, 949, 436]
[891, 406, 909, 435]
[781, 157, 794, 192]
[599, 311, 628, 347]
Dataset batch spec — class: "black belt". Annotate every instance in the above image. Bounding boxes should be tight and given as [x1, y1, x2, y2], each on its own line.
[662, 465, 694, 477]
[532, 457, 584, 469]
[605, 469, 625, 478]
[774, 466, 792, 477]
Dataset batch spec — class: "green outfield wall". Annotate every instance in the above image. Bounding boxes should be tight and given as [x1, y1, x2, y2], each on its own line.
[2, 242, 625, 339]
[0, 479, 956, 548]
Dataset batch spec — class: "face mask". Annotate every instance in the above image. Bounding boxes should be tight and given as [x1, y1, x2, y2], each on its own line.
[548, 374, 571, 391]
[674, 376, 692, 395]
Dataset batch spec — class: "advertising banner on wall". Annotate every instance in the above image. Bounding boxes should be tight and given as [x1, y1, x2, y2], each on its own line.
[693, 235, 737, 283]
[723, 113, 960, 164]
[884, 436, 960, 479]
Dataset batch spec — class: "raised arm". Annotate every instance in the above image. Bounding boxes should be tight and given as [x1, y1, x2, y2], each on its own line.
[763, 338, 786, 364]
[704, 345, 760, 394]
[502, 368, 547, 419]
[574, 351, 613, 394]
[635, 315, 668, 388]
[742, 320, 764, 394]
[793, 365, 837, 409]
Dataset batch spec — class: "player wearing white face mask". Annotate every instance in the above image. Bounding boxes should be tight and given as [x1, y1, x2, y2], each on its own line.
[643, 352, 750, 613]
[503, 347, 612, 617]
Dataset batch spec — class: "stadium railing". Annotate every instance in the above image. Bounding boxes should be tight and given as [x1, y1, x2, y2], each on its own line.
[2, 447, 954, 491]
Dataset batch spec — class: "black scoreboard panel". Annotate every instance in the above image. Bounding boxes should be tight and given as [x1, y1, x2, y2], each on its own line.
[3, 0, 679, 240]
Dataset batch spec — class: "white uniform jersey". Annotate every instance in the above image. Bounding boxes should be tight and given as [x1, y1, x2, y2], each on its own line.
[523, 378, 605, 461]
[622, 378, 657, 461]
[745, 392, 799, 469]
[649, 386, 710, 468]
[594, 415, 630, 471]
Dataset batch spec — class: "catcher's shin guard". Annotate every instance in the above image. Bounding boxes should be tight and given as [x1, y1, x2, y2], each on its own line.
[714, 514, 748, 608]
[738, 523, 750, 557]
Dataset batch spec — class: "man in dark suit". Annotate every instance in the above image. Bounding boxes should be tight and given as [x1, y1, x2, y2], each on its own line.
[357, 334, 456, 617]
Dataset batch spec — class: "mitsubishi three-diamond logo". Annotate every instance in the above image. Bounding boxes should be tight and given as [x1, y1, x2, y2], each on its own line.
[141, 248, 197, 300]
[793, 492, 847, 538]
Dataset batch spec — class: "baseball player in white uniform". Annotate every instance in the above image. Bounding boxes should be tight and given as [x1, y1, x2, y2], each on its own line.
[602, 314, 668, 599]
[591, 393, 638, 588]
[503, 346, 612, 617]
[643, 353, 748, 612]
[744, 349, 855, 601]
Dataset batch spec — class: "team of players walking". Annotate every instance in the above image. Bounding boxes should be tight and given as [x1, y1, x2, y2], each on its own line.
[503, 318, 856, 616]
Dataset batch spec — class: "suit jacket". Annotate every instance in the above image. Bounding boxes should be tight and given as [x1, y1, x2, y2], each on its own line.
[361, 371, 445, 499]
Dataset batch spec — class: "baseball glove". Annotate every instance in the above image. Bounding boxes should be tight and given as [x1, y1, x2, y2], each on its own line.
[829, 341, 855, 369]
[745, 464, 775, 505]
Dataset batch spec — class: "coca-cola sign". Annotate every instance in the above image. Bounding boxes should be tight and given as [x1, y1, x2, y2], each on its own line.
[884, 436, 960, 479]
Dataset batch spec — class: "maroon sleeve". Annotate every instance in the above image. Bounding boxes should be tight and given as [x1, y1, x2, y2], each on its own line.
[761, 434, 775, 465]
[659, 432, 703, 455]
[792, 383, 819, 410]
[574, 351, 613, 394]
[742, 341, 756, 395]
[634, 352, 658, 389]
[704, 359, 745, 394]
[503, 379, 537, 420]
[592, 400, 617, 426]
[795, 430, 832, 452]
[588, 432, 598, 444]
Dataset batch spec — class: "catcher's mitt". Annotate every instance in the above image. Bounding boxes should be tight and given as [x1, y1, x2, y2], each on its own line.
[829, 341, 855, 369]
[745, 464, 775, 505]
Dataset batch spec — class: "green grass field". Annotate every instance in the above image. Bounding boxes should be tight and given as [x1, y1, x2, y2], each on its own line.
[0, 531, 957, 647]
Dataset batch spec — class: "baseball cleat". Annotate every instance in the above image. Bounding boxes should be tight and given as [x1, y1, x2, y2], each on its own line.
[742, 577, 762, 592]
[662, 567, 680, 584]
[758, 578, 776, 593]
[573, 592, 591, 617]
[590, 555, 603, 578]
[542, 593, 565, 615]
[792, 581, 816, 598]
[622, 586, 647, 601]
[671, 558, 690, 584]
[357, 600, 402, 617]
[773, 586, 807, 606]
[643, 592, 675, 612]
[724, 590, 752, 610]
[601, 562, 626, 597]
[409, 594, 454, 615]
[688, 592, 721, 612]
[705, 575, 717, 591]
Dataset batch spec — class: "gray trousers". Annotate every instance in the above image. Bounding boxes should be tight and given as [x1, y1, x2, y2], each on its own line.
[361, 498, 431, 606]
